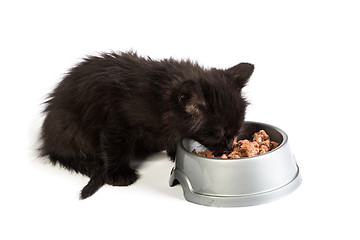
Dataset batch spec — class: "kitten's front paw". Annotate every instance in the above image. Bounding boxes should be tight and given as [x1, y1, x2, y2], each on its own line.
[105, 169, 139, 186]
[168, 153, 176, 162]
[166, 142, 177, 162]
[166, 149, 176, 162]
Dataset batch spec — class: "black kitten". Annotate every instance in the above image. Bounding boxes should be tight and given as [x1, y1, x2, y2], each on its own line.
[40, 51, 254, 199]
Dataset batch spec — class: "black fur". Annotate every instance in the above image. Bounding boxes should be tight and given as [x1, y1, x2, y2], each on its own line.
[39, 51, 254, 199]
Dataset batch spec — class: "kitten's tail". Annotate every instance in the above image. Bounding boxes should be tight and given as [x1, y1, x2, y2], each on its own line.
[80, 172, 105, 200]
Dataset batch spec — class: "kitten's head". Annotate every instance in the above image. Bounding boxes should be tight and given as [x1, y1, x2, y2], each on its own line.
[175, 62, 254, 155]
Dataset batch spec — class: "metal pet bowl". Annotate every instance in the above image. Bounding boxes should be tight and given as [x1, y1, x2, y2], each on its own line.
[169, 121, 302, 207]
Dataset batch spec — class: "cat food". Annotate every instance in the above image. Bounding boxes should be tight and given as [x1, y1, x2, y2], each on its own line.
[192, 130, 279, 159]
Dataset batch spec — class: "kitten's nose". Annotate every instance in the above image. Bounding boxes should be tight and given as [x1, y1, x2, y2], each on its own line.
[215, 138, 233, 155]
[227, 138, 234, 149]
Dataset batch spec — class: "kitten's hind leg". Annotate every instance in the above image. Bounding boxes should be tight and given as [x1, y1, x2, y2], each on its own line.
[100, 129, 139, 187]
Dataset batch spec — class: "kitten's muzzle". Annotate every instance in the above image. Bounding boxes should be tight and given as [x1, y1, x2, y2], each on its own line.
[212, 139, 233, 156]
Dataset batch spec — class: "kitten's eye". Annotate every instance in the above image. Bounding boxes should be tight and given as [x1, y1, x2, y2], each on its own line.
[224, 128, 236, 138]
[226, 129, 242, 140]
[209, 128, 224, 138]
[225, 134, 233, 139]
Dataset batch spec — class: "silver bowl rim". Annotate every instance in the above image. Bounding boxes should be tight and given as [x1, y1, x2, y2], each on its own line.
[179, 121, 289, 162]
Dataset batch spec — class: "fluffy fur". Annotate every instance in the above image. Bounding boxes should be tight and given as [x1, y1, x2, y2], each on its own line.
[40, 51, 254, 199]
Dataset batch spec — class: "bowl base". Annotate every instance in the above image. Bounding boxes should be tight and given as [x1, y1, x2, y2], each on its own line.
[169, 166, 302, 207]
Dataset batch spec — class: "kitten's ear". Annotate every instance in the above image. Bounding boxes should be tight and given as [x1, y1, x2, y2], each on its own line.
[178, 80, 205, 116]
[226, 62, 254, 89]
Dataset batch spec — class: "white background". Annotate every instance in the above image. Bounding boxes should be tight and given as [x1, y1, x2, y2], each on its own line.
[1, 0, 359, 239]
